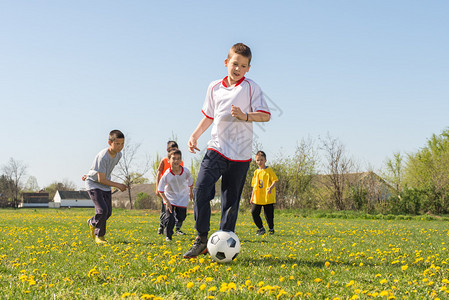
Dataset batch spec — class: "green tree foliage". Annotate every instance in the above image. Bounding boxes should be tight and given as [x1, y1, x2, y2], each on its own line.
[403, 129, 449, 214]
[44, 179, 76, 200]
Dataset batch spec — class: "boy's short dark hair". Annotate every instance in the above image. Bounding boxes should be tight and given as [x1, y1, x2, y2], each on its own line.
[228, 43, 252, 64]
[168, 149, 182, 159]
[167, 141, 179, 151]
[255, 150, 266, 159]
[109, 130, 125, 142]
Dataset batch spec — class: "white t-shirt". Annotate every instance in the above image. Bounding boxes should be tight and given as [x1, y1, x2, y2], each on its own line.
[202, 76, 270, 161]
[157, 167, 194, 208]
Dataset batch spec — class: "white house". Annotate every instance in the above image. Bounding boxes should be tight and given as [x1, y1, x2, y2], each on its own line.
[53, 190, 93, 208]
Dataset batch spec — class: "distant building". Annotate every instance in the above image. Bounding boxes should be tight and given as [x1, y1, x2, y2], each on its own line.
[19, 192, 50, 208]
[52, 190, 93, 208]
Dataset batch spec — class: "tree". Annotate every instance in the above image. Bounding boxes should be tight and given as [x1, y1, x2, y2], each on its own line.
[2, 158, 27, 208]
[286, 138, 318, 208]
[24, 176, 40, 192]
[319, 134, 356, 210]
[403, 129, 449, 214]
[114, 140, 151, 209]
[44, 179, 77, 200]
[383, 152, 404, 193]
[0, 175, 14, 207]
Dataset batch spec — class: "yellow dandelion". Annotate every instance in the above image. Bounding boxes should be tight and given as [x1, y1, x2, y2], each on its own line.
[325, 261, 330, 267]
[208, 286, 217, 292]
[186, 282, 194, 288]
[346, 280, 355, 287]
[314, 278, 323, 283]
[199, 284, 206, 291]
[401, 265, 408, 271]
[379, 291, 389, 297]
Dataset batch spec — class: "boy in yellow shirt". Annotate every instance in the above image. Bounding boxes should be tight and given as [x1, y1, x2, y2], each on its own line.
[251, 151, 278, 235]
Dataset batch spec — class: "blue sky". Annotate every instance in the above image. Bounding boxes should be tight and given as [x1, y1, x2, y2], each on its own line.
[1, 1, 448, 189]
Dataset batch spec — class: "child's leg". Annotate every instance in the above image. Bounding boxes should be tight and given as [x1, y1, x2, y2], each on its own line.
[194, 150, 226, 238]
[88, 189, 112, 237]
[175, 207, 187, 230]
[103, 191, 112, 235]
[219, 160, 250, 232]
[163, 206, 175, 239]
[251, 203, 264, 228]
[159, 199, 166, 228]
[263, 203, 275, 230]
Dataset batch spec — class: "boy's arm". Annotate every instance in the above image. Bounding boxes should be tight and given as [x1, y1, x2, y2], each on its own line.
[155, 160, 165, 196]
[250, 188, 255, 204]
[159, 192, 172, 213]
[97, 172, 127, 192]
[231, 105, 270, 122]
[188, 116, 213, 153]
[267, 181, 278, 194]
[189, 186, 194, 201]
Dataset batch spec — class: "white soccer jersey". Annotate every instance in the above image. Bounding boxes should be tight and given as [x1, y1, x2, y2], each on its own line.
[157, 167, 194, 208]
[202, 76, 270, 161]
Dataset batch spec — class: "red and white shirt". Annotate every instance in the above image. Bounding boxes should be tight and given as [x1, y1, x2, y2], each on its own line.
[157, 167, 193, 208]
[202, 76, 270, 161]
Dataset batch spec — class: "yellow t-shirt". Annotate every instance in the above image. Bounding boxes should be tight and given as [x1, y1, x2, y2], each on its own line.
[251, 167, 278, 205]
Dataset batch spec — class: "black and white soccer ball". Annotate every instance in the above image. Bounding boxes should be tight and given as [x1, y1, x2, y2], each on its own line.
[207, 230, 241, 263]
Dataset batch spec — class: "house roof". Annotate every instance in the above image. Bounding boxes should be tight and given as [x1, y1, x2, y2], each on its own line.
[57, 190, 90, 200]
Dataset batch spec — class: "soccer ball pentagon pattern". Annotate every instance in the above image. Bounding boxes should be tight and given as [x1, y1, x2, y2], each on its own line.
[207, 230, 241, 263]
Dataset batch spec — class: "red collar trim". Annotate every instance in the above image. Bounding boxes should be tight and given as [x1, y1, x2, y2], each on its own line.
[170, 167, 184, 176]
[222, 76, 245, 88]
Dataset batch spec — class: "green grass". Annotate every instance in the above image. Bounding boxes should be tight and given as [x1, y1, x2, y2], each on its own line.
[1, 209, 449, 299]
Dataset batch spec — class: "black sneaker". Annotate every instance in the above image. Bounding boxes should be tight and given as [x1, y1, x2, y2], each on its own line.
[165, 236, 172, 242]
[256, 228, 266, 235]
[269, 229, 275, 235]
[175, 229, 186, 235]
[183, 237, 208, 259]
[157, 226, 164, 235]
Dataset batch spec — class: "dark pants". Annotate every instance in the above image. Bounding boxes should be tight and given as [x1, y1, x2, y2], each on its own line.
[251, 203, 274, 230]
[163, 206, 187, 238]
[160, 200, 182, 230]
[88, 189, 112, 237]
[194, 150, 250, 237]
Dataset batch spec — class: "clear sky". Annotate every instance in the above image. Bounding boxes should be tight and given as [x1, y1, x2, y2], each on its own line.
[1, 1, 448, 189]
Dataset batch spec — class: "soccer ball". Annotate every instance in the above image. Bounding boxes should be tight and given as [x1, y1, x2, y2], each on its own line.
[207, 230, 240, 263]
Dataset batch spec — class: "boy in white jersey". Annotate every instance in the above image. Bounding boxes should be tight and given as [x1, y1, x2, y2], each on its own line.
[158, 149, 194, 241]
[84, 130, 127, 244]
[183, 43, 271, 258]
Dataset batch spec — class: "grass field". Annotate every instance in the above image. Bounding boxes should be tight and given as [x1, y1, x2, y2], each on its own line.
[1, 209, 449, 299]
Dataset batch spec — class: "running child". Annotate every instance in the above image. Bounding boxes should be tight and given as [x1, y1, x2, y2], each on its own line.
[250, 150, 278, 235]
[184, 43, 271, 258]
[84, 130, 127, 244]
[157, 149, 194, 241]
[156, 141, 185, 235]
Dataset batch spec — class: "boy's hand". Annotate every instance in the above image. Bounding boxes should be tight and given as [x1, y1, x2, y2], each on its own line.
[189, 190, 194, 201]
[117, 183, 127, 192]
[267, 187, 273, 194]
[231, 105, 245, 121]
[188, 136, 200, 154]
[165, 202, 173, 213]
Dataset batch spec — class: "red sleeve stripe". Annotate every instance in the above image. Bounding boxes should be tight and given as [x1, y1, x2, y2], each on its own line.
[257, 110, 271, 115]
[202, 110, 214, 119]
